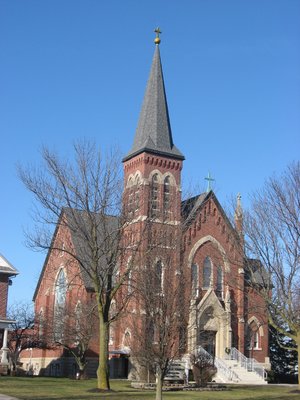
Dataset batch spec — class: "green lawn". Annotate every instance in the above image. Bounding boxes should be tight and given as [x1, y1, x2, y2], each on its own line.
[0, 378, 299, 400]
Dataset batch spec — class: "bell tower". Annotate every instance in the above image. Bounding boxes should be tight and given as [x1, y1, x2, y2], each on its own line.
[117, 31, 185, 362]
[122, 29, 184, 234]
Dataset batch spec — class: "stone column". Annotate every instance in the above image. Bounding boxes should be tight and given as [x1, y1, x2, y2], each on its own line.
[1, 328, 9, 364]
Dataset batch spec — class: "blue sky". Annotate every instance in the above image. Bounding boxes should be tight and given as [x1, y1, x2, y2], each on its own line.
[1, 0, 299, 306]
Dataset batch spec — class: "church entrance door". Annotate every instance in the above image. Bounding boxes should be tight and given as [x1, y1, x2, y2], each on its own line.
[201, 330, 216, 357]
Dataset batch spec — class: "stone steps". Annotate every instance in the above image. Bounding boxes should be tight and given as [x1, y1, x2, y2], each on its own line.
[220, 359, 267, 385]
[165, 360, 185, 381]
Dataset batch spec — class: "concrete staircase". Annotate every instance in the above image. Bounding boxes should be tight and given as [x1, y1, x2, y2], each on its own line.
[164, 348, 268, 385]
[164, 360, 186, 381]
[196, 346, 268, 385]
[218, 358, 267, 384]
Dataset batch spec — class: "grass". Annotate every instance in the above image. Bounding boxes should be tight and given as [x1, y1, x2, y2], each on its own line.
[0, 378, 299, 400]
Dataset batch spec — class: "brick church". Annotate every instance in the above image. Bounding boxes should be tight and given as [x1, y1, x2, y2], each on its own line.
[20, 33, 270, 382]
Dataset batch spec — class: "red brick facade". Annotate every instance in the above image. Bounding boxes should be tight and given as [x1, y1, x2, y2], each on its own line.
[0, 276, 9, 319]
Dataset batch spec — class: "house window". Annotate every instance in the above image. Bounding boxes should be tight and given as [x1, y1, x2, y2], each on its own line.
[203, 257, 212, 289]
[216, 266, 223, 298]
[150, 174, 159, 218]
[191, 263, 198, 297]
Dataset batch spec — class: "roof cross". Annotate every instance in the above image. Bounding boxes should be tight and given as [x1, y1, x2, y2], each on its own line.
[154, 27, 162, 45]
[205, 171, 215, 192]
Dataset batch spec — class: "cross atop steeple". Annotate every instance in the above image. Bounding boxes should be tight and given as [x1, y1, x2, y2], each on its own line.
[154, 27, 162, 45]
[205, 171, 215, 192]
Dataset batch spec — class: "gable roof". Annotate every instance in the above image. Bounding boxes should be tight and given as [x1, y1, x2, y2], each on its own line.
[33, 208, 120, 301]
[181, 190, 241, 243]
[0, 254, 18, 276]
[181, 192, 209, 224]
[123, 44, 184, 162]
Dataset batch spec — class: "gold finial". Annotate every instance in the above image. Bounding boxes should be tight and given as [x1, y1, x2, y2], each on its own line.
[154, 27, 161, 45]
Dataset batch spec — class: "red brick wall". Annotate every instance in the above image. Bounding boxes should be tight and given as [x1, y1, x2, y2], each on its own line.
[33, 220, 100, 357]
[244, 285, 269, 362]
[0, 275, 9, 319]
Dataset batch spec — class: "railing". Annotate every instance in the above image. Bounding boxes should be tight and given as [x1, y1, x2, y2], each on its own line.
[196, 346, 239, 382]
[229, 347, 267, 381]
[214, 357, 240, 382]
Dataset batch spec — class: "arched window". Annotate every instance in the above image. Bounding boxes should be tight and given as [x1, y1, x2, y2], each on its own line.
[123, 329, 131, 349]
[128, 269, 132, 294]
[128, 178, 134, 219]
[55, 269, 67, 307]
[54, 269, 67, 340]
[146, 319, 155, 343]
[150, 173, 159, 218]
[155, 260, 163, 292]
[38, 309, 44, 338]
[163, 176, 171, 218]
[74, 301, 82, 342]
[191, 263, 198, 297]
[246, 319, 261, 350]
[134, 177, 140, 215]
[253, 331, 259, 349]
[203, 257, 212, 288]
[109, 323, 115, 345]
[216, 266, 223, 298]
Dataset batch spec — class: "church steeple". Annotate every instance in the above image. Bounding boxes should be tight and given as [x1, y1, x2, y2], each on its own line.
[123, 31, 184, 162]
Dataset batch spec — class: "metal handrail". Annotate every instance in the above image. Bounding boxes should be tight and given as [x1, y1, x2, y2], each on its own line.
[229, 347, 267, 380]
[196, 346, 239, 382]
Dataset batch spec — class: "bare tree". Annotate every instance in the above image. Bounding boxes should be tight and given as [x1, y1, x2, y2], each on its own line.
[7, 302, 41, 373]
[18, 141, 134, 390]
[42, 298, 98, 378]
[244, 161, 300, 385]
[128, 226, 187, 400]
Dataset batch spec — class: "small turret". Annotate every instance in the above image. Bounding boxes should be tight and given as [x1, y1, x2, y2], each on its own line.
[234, 193, 244, 240]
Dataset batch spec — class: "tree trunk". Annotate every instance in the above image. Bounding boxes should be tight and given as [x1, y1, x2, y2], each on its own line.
[155, 370, 163, 400]
[96, 313, 110, 390]
[297, 337, 300, 387]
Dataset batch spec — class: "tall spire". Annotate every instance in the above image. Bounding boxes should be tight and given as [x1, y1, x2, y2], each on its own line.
[123, 30, 184, 162]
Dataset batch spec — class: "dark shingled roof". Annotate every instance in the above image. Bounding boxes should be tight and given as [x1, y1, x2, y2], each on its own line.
[33, 208, 120, 300]
[181, 192, 210, 224]
[245, 258, 270, 287]
[64, 208, 120, 291]
[123, 45, 184, 162]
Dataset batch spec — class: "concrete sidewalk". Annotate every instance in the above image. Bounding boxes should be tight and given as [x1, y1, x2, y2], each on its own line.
[0, 395, 19, 400]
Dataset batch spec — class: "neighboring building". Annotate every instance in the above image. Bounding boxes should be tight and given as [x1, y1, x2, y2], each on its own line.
[0, 254, 18, 374]
[20, 34, 270, 383]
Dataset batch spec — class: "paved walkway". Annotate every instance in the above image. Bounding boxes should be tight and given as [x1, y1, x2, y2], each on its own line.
[0, 395, 19, 400]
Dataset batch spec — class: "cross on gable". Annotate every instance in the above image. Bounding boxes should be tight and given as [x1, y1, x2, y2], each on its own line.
[205, 171, 215, 192]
